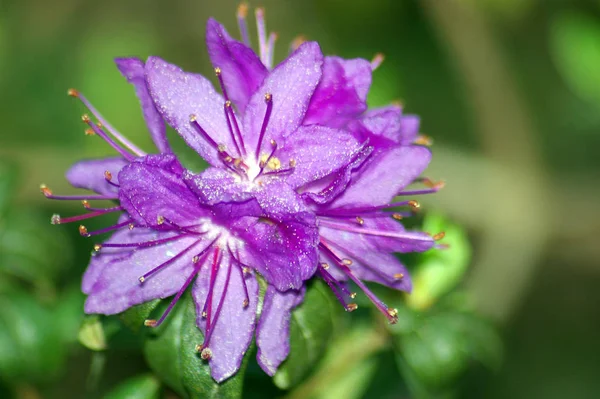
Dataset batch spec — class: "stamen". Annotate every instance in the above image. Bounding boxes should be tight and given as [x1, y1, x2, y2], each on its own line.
[79, 225, 89, 237]
[104, 170, 120, 188]
[202, 247, 222, 324]
[319, 220, 432, 244]
[80, 204, 122, 213]
[393, 273, 404, 280]
[51, 210, 116, 225]
[261, 165, 295, 177]
[255, 8, 268, 66]
[100, 233, 195, 250]
[433, 232, 445, 241]
[255, 93, 273, 160]
[290, 35, 307, 52]
[318, 264, 350, 308]
[190, 114, 220, 150]
[40, 184, 117, 201]
[264, 32, 278, 70]
[201, 255, 233, 354]
[413, 135, 433, 146]
[228, 245, 250, 307]
[83, 219, 133, 237]
[371, 53, 385, 70]
[69, 89, 145, 156]
[82, 114, 136, 161]
[237, 3, 251, 46]
[317, 200, 416, 217]
[223, 100, 243, 157]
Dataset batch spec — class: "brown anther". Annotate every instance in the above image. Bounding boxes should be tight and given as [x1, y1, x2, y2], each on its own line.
[50, 214, 61, 225]
[156, 215, 165, 225]
[96, 122, 103, 128]
[342, 258, 353, 266]
[387, 307, 398, 318]
[408, 200, 420, 211]
[84, 128, 95, 136]
[433, 232, 446, 241]
[217, 144, 227, 153]
[371, 53, 385, 69]
[192, 255, 200, 264]
[79, 225, 89, 236]
[81, 114, 91, 123]
[320, 262, 330, 270]
[270, 139, 277, 147]
[67, 88, 79, 97]
[202, 311, 207, 318]
[356, 216, 364, 225]
[82, 200, 91, 209]
[144, 319, 158, 327]
[214, 67, 222, 76]
[104, 170, 112, 181]
[225, 100, 232, 108]
[40, 184, 52, 196]
[267, 157, 281, 170]
[413, 135, 433, 146]
[242, 266, 251, 274]
[234, 158, 242, 167]
[138, 276, 145, 283]
[224, 156, 233, 163]
[189, 114, 197, 122]
[93, 244, 102, 252]
[391, 99, 404, 108]
[242, 299, 249, 308]
[289, 159, 297, 168]
[128, 223, 135, 230]
[350, 292, 357, 299]
[291, 35, 307, 51]
[195, 344, 203, 352]
[393, 273, 404, 280]
[237, 2, 248, 18]
[200, 347, 213, 360]
[264, 93, 272, 102]
[346, 303, 358, 312]
[392, 213, 403, 220]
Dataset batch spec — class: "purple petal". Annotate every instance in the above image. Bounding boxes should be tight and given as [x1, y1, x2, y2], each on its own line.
[331, 145, 431, 208]
[256, 285, 305, 376]
[304, 56, 372, 128]
[84, 229, 203, 314]
[118, 154, 206, 228]
[243, 42, 323, 157]
[277, 125, 361, 188]
[192, 249, 259, 382]
[398, 115, 420, 145]
[183, 167, 252, 205]
[115, 57, 170, 153]
[354, 106, 421, 145]
[205, 18, 268, 114]
[66, 157, 129, 195]
[145, 56, 234, 166]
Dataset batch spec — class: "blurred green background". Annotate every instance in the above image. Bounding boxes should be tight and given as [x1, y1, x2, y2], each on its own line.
[1, 0, 600, 398]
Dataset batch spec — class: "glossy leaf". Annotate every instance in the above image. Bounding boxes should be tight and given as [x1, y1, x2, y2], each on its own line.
[78, 316, 107, 351]
[143, 293, 246, 399]
[104, 374, 161, 399]
[121, 299, 161, 333]
[273, 280, 340, 389]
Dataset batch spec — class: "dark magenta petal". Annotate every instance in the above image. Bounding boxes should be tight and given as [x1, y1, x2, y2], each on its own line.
[192, 249, 259, 382]
[256, 285, 305, 375]
[66, 157, 129, 196]
[115, 57, 170, 153]
[243, 42, 323, 158]
[145, 56, 234, 166]
[276, 125, 362, 189]
[205, 18, 268, 114]
[84, 229, 204, 314]
[118, 154, 206, 228]
[332, 145, 431, 208]
[304, 56, 372, 128]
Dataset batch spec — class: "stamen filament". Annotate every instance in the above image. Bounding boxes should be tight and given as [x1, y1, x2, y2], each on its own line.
[202, 246, 222, 330]
[83, 116, 136, 161]
[265, 32, 277, 70]
[202, 256, 233, 350]
[83, 219, 132, 237]
[100, 233, 194, 250]
[255, 93, 273, 160]
[255, 8, 268, 66]
[51, 210, 113, 225]
[319, 220, 432, 243]
[190, 115, 220, 150]
[237, 3, 251, 46]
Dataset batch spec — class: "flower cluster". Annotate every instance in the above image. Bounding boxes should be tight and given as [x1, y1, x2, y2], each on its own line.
[42, 6, 443, 382]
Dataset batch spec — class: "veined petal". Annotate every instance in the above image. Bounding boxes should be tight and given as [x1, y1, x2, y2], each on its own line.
[115, 57, 170, 153]
[256, 286, 305, 376]
[145, 56, 233, 166]
[66, 157, 129, 196]
[193, 250, 259, 382]
[277, 125, 362, 189]
[304, 56, 372, 128]
[84, 230, 203, 314]
[332, 145, 431, 208]
[243, 42, 323, 157]
[205, 18, 268, 114]
[183, 168, 252, 205]
[118, 154, 206, 228]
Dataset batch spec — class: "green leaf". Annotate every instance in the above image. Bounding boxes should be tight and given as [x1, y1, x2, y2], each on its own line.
[120, 299, 161, 333]
[0, 160, 18, 215]
[551, 12, 600, 105]
[273, 280, 341, 389]
[143, 293, 246, 399]
[78, 316, 107, 351]
[406, 213, 471, 310]
[104, 374, 161, 399]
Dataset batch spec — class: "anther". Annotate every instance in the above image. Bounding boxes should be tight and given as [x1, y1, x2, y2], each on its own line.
[67, 88, 79, 97]
[128, 223, 135, 230]
[408, 200, 420, 211]
[202, 311, 207, 318]
[371, 53, 385, 70]
[93, 244, 102, 251]
[320, 262, 330, 270]
[264, 93, 272, 102]
[392, 213, 403, 220]
[356, 216, 364, 225]
[104, 170, 112, 181]
[82, 200, 90, 209]
[96, 122, 103, 128]
[242, 266, 250, 274]
[40, 184, 52, 197]
[393, 273, 404, 280]
[267, 157, 281, 170]
[346, 303, 358, 312]
[414, 135, 433, 146]
[242, 299, 249, 308]
[156, 215, 165, 225]
[84, 128, 95, 136]
[214, 67, 222, 76]
[189, 114, 197, 122]
[81, 114, 91, 123]
[291, 35, 307, 51]
[144, 319, 158, 327]
[217, 144, 227, 153]
[433, 232, 446, 241]
[225, 100, 232, 108]
[350, 292, 357, 299]
[138, 276, 145, 283]
[50, 214, 61, 225]
[237, 2, 248, 18]
[192, 255, 200, 264]
[342, 258, 353, 266]
[79, 225, 89, 237]
[387, 307, 398, 318]
[289, 159, 297, 168]
[200, 347, 213, 360]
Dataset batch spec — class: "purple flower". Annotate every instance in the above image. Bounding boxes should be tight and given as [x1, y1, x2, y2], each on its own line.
[42, 6, 443, 383]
